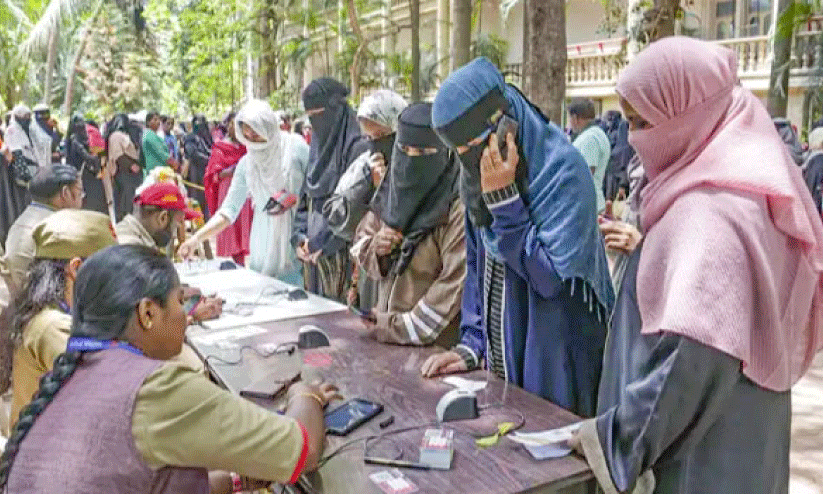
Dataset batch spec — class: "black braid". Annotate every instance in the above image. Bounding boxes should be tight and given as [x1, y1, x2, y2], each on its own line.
[0, 351, 82, 488]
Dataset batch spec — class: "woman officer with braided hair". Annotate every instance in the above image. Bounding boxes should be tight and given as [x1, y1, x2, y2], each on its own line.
[0, 244, 339, 493]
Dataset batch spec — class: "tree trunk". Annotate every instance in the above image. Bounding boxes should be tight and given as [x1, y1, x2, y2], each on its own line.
[43, 25, 59, 106]
[651, 0, 678, 40]
[257, 1, 276, 98]
[411, 0, 421, 101]
[525, 0, 566, 123]
[768, 0, 793, 118]
[64, 0, 105, 117]
[521, 0, 530, 93]
[451, 0, 472, 71]
[345, 0, 366, 99]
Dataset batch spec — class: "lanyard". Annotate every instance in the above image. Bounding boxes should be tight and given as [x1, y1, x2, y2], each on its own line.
[57, 302, 70, 314]
[66, 337, 143, 356]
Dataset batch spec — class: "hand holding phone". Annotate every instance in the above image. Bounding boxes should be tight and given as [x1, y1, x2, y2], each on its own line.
[495, 115, 518, 162]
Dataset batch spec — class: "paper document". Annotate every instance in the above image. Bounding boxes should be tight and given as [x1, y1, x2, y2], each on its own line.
[442, 376, 487, 392]
[510, 422, 582, 460]
[509, 422, 582, 447]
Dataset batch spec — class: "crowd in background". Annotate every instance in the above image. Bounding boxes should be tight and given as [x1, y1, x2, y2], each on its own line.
[0, 36, 822, 494]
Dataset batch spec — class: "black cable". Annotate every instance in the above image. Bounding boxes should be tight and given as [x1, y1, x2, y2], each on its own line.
[203, 342, 297, 367]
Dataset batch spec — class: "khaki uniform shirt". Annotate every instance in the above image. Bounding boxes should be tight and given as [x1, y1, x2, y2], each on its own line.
[11, 307, 71, 428]
[115, 214, 156, 249]
[132, 360, 307, 483]
[10, 309, 205, 429]
[1, 203, 55, 296]
[352, 198, 466, 347]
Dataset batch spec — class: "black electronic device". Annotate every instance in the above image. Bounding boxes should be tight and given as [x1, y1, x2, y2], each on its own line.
[239, 372, 300, 400]
[297, 325, 330, 349]
[325, 398, 384, 436]
[495, 115, 519, 161]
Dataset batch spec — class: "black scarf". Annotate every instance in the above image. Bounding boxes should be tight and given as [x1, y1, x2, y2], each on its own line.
[376, 103, 459, 276]
[367, 132, 396, 219]
[435, 87, 529, 228]
[65, 115, 90, 170]
[302, 78, 367, 199]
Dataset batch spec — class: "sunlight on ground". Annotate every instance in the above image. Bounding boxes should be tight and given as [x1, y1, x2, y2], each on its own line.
[791, 352, 823, 493]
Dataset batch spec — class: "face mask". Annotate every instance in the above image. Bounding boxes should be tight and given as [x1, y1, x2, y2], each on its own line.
[370, 133, 396, 162]
[152, 215, 175, 248]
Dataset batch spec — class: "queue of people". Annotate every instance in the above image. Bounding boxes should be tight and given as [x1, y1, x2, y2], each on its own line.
[0, 35, 821, 493]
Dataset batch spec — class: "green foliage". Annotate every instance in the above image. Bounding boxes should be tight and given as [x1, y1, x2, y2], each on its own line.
[776, 0, 819, 40]
[75, 4, 162, 115]
[471, 33, 507, 69]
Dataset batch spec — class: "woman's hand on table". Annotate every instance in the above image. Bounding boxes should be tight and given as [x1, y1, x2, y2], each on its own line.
[421, 351, 468, 378]
[192, 296, 223, 322]
[289, 382, 342, 409]
[178, 237, 199, 259]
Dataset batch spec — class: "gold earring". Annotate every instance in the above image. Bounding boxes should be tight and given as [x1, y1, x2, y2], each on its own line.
[147, 321, 153, 329]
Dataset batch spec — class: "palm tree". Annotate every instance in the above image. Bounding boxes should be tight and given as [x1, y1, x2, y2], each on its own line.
[9, 0, 146, 114]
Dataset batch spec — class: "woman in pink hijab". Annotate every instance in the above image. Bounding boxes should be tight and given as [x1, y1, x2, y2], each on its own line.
[572, 37, 823, 494]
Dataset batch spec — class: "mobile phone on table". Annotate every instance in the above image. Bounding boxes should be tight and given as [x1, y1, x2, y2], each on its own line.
[240, 372, 300, 400]
[324, 398, 384, 436]
[495, 115, 519, 161]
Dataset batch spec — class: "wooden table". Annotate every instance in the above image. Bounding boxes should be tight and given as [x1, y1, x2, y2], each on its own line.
[188, 311, 594, 494]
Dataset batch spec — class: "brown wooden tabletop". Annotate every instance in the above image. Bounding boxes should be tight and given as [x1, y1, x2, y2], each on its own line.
[188, 310, 594, 494]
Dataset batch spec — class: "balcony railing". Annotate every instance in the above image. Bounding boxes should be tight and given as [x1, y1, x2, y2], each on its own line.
[715, 36, 770, 76]
[554, 33, 823, 91]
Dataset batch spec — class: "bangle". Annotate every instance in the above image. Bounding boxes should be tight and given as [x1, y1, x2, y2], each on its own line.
[296, 392, 325, 408]
[230, 472, 243, 492]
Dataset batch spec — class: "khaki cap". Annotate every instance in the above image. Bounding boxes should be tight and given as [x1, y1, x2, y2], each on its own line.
[33, 210, 117, 259]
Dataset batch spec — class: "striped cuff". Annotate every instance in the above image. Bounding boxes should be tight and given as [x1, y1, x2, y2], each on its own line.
[289, 421, 310, 484]
[454, 344, 479, 370]
[482, 184, 520, 208]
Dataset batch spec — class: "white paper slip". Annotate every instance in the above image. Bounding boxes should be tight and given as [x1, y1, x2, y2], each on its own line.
[442, 376, 487, 392]
[523, 443, 573, 460]
[510, 422, 582, 446]
[190, 325, 268, 346]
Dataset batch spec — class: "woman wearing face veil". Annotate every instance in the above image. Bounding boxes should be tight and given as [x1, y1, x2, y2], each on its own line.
[352, 103, 466, 346]
[65, 115, 105, 214]
[324, 89, 407, 311]
[420, 58, 614, 417]
[5, 105, 52, 185]
[180, 100, 309, 282]
[293, 78, 369, 301]
[572, 37, 823, 494]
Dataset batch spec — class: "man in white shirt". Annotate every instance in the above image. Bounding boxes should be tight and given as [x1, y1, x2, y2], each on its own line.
[569, 98, 611, 213]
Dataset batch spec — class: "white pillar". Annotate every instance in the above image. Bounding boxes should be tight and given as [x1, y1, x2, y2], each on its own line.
[734, 0, 745, 37]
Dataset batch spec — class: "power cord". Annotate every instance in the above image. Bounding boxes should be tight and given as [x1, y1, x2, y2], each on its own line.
[204, 342, 298, 367]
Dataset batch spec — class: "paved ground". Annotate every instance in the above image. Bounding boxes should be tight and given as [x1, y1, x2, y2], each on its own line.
[790, 352, 823, 493]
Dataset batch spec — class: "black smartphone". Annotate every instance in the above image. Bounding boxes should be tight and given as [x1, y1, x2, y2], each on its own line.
[495, 115, 519, 161]
[324, 398, 384, 436]
[240, 372, 300, 400]
[240, 380, 289, 400]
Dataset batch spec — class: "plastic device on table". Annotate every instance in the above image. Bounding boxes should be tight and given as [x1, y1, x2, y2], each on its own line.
[435, 389, 478, 422]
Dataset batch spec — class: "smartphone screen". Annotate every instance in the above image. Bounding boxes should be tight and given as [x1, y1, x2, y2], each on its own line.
[324, 399, 383, 435]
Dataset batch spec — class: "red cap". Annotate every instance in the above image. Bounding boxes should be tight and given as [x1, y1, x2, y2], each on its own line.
[134, 183, 201, 220]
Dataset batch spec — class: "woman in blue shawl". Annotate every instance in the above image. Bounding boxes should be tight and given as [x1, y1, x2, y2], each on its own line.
[420, 58, 614, 416]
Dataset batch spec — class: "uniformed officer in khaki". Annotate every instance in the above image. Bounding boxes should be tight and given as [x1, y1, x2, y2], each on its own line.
[0, 164, 83, 299]
[9, 209, 116, 428]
